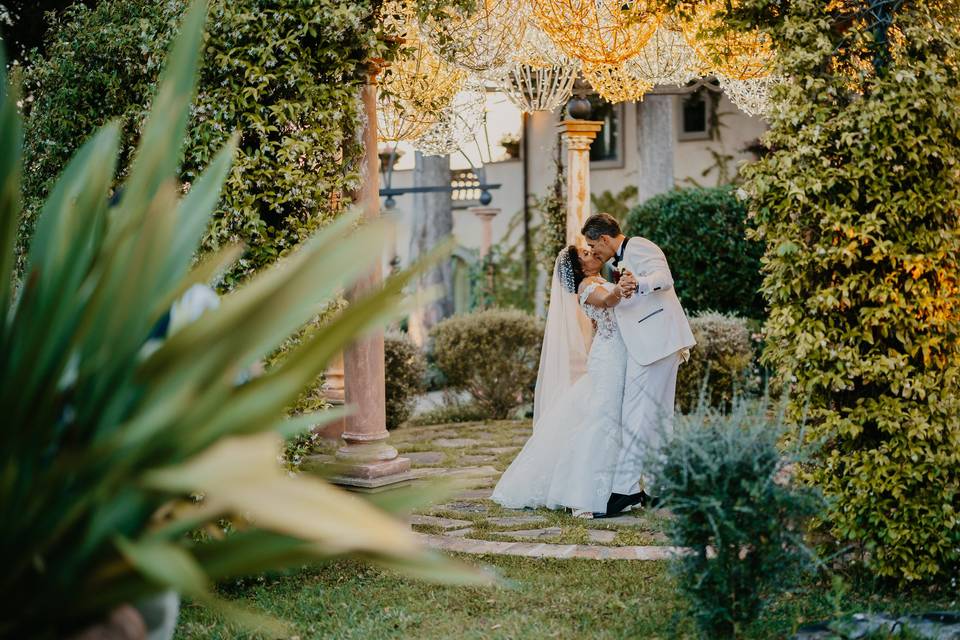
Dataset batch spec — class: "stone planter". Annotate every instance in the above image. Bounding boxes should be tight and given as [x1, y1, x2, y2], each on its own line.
[794, 612, 960, 639]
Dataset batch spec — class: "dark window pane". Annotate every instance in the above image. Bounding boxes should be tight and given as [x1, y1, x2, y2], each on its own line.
[588, 96, 619, 162]
[682, 94, 707, 133]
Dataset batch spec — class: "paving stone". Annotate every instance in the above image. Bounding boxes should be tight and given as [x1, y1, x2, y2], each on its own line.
[447, 465, 500, 478]
[408, 514, 471, 530]
[433, 438, 481, 448]
[587, 515, 644, 527]
[486, 515, 547, 528]
[587, 529, 617, 544]
[403, 451, 445, 465]
[494, 527, 562, 540]
[411, 533, 686, 561]
[483, 446, 522, 454]
[455, 488, 493, 500]
[437, 501, 490, 514]
[443, 527, 474, 538]
[460, 454, 496, 465]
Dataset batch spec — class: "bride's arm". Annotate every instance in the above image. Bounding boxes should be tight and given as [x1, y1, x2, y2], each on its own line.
[579, 277, 627, 308]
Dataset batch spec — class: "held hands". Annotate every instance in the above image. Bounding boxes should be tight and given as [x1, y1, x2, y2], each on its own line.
[617, 270, 638, 298]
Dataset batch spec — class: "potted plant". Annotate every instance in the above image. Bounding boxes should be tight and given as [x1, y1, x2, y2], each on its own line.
[499, 132, 521, 159]
[0, 3, 484, 638]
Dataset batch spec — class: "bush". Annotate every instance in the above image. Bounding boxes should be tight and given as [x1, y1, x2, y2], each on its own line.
[431, 309, 543, 420]
[623, 186, 764, 318]
[20, 0, 385, 287]
[743, 2, 960, 584]
[676, 312, 757, 413]
[384, 332, 426, 430]
[649, 399, 823, 639]
[407, 400, 489, 426]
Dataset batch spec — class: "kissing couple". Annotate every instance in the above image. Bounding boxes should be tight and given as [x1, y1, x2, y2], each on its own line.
[492, 213, 696, 518]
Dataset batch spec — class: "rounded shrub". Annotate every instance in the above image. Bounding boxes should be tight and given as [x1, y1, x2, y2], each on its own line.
[384, 332, 426, 430]
[623, 186, 765, 318]
[677, 312, 756, 413]
[430, 309, 543, 420]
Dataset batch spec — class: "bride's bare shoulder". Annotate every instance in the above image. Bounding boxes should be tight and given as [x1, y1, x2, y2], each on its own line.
[577, 275, 605, 294]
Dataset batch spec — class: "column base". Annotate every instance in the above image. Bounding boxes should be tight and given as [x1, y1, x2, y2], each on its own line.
[326, 450, 414, 492]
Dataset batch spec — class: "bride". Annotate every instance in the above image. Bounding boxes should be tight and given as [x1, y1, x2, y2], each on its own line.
[491, 245, 632, 517]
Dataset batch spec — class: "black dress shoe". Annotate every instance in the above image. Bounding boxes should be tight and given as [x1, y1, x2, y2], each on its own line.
[637, 491, 663, 509]
[599, 492, 643, 517]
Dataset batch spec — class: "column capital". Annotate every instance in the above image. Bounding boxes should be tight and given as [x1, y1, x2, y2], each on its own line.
[469, 206, 501, 220]
[557, 119, 603, 150]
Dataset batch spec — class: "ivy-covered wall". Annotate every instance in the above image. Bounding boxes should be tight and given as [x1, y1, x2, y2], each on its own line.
[697, 0, 960, 585]
[20, 0, 389, 287]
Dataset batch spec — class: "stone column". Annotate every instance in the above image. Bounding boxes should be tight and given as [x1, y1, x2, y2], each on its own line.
[407, 152, 453, 347]
[316, 353, 346, 441]
[332, 65, 412, 491]
[636, 95, 676, 202]
[471, 206, 499, 259]
[557, 120, 603, 246]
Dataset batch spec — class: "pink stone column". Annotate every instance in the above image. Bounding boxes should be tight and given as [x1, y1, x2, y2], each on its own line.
[332, 64, 412, 490]
[315, 353, 346, 441]
[557, 120, 603, 247]
[470, 206, 500, 259]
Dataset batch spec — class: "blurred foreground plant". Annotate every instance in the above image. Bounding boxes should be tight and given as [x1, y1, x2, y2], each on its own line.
[0, 2, 483, 637]
[648, 398, 824, 639]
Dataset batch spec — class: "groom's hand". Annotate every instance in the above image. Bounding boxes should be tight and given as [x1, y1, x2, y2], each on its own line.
[619, 271, 638, 297]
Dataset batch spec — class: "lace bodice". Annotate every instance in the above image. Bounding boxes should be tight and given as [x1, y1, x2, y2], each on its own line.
[579, 281, 618, 341]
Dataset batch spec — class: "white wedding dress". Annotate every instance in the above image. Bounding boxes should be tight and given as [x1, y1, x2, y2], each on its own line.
[492, 278, 627, 513]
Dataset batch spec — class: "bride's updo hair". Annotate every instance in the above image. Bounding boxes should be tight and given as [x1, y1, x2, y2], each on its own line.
[558, 245, 586, 294]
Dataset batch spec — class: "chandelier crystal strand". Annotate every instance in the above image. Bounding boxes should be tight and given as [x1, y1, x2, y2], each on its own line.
[717, 74, 780, 118]
[679, 1, 774, 81]
[533, 0, 662, 66]
[497, 59, 580, 113]
[629, 21, 701, 86]
[422, 0, 531, 73]
[513, 23, 567, 68]
[583, 62, 654, 104]
[413, 83, 488, 156]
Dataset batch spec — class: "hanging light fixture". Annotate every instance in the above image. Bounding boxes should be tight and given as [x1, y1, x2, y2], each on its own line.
[582, 62, 654, 104]
[422, 0, 530, 73]
[376, 3, 466, 142]
[413, 83, 488, 156]
[533, 0, 662, 66]
[497, 59, 580, 113]
[629, 19, 703, 86]
[513, 23, 567, 68]
[679, 1, 774, 81]
[717, 74, 780, 118]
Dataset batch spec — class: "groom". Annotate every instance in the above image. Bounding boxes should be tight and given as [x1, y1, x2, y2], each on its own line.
[581, 213, 696, 517]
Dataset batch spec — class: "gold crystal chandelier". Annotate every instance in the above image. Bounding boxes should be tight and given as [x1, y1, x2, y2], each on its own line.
[583, 62, 654, 104]
[413, 84, 488, 156]
[376, 3, 466, 142]
[679, 1, 774, 81]
[533, 0, 663, 66]
[422, 0, 530, 73]
[630, 19, 703, 86]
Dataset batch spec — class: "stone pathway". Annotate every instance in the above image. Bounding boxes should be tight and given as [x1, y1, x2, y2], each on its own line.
[379, 419, 677, 561]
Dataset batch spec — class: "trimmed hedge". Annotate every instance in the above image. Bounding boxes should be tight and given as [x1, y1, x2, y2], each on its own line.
[741, 1, 960, 584]
[431, 309, 543, 420]
[624, 186, 764, 318]
[384, 332, 426, 430]
[676, 312, 756, 413]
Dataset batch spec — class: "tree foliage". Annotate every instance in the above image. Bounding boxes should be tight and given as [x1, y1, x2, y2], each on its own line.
[741, 1, 960, 584]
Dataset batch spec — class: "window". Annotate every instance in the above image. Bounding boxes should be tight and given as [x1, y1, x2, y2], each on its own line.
[588, 95, 623, 167]
[678, 91, 711, 141]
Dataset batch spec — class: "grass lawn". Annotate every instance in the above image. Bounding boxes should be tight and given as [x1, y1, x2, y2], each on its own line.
[175, 554, 956, 640]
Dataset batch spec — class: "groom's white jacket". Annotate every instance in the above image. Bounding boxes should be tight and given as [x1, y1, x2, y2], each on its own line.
[613, 237, 696, 366]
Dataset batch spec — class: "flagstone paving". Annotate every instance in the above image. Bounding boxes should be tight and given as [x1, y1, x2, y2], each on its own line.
[375, 419, 678, 560]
